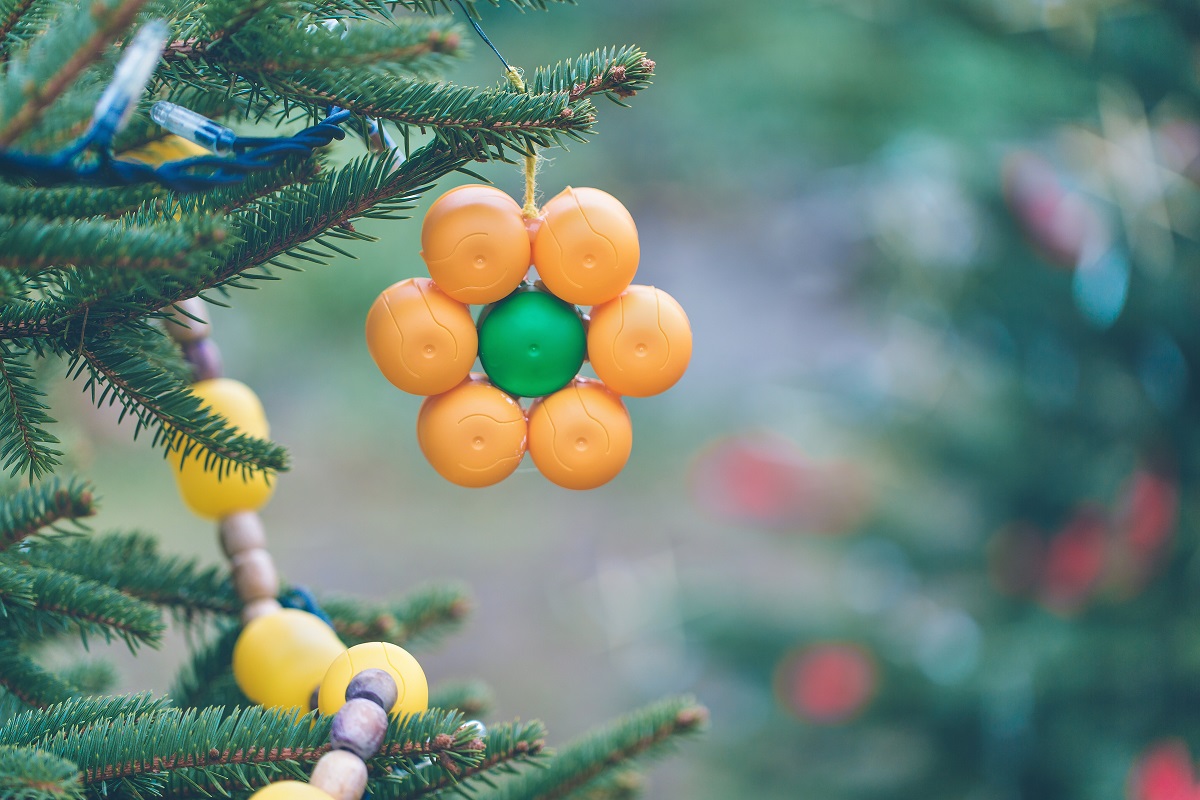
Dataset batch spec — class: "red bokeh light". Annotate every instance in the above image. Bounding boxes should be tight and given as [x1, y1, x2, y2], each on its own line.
[1129, 739, 1197, 800]
[776, 642, 877, 724]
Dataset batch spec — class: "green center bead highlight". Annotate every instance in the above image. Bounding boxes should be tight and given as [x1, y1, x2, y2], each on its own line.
[478, 288, 587, 397]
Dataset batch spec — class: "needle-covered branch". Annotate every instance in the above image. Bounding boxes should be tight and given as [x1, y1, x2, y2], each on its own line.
[323, 582, 471, 648]
[0, 745, 83, 800]
[0, 345, 61, 480]
[0, 479, 94, 551]
[481, 697, 708, 800]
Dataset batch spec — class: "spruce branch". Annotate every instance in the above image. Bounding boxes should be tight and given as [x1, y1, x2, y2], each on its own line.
[18, 532, 237, 620]
[0, 562, 35, 617]
[0, 345, 61, 481]
[167, 623, 244, 711]
[70, 333, 288, 477]
[375, 720, 545, 800]
[0, 693, 166, 746]
[323, 582, 471, 648]
[0, 214, 231, 273]
[428, 681, 492, 718]
[0, 745, 82, 800]
[481, 697, 707, 800]
[0, 0, 42, 60]
[0, 645, 74, 709]
[0, 182, 162, 221]
[525, 46, 655, 105]
[0, 479, 94, 550]
[0, 0, 151, 147]
[0, 564, 164, 649]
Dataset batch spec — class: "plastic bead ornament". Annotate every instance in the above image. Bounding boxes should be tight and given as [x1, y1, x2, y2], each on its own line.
[171, 378, 276, 519]
[232, 609, 347, 711]
[366, 184, 692, 490]
[317, 641, 429, 716]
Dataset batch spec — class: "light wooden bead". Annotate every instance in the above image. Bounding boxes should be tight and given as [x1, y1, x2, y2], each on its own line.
[164, 297, 213, 343]
[231, 548, 279, 602]
[220, 511, 268, 558]
[331, 698, 390, 759]
[309, 750, 368, 800]
[241, 597, 282, 623]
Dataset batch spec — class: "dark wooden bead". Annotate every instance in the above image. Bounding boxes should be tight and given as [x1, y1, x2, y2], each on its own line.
[182, 338, 223, 381]
[345, 668, 398, 710]
[330, 698, 389, 759]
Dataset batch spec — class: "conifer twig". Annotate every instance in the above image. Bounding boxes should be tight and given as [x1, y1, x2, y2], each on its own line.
[0, 479, 94, 550]
[0, 0, 151, 147]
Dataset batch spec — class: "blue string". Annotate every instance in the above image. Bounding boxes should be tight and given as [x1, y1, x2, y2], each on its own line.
[0, 109, 351, 193]
[279, 585, 335, 628]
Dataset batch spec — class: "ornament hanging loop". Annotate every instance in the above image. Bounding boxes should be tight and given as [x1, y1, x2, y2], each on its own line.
[505, 66, 539, 219]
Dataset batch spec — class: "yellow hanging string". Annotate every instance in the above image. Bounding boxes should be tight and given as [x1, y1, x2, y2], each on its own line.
[506, 66, 539, 219]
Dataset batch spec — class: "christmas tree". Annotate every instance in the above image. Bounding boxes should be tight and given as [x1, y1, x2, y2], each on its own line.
[666, 1, 1200, 798]
[0, 1, 704, 798]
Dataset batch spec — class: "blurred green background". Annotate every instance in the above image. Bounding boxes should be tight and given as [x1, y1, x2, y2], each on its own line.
[47, 1, 1200, 798]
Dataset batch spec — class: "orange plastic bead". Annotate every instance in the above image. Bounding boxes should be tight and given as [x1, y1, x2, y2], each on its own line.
[416, 375, 527, 488]
[532, 187, 639, 306]
[171, 378, 275, 520]
[318, 642, 428, 717]
[420, 185, 531, 304]
[232, 609, 347, 712]
[587, 285, 693, 397]
[365, 278, 477, 396]
[248, 782, 335, 800]
[527, 378, 633, 490]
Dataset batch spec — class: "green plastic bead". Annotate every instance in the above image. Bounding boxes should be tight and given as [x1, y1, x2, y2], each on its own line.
[477, 287, 587, 398]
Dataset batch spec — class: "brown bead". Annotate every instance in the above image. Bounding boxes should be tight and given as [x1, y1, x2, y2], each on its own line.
[309, 750, 368, 800]
[219, 511, 268, 558]
[330, 698, 390, 759]
[182, 338, 223, 381]
[345, 668, 398, 711]
[241, 597, 282, 623]
[163, 297, 213, 343]
[231, 548, 279, 602]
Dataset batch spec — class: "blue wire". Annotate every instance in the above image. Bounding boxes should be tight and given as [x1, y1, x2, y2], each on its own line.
[279, 585, 335, 628]
[0, 109, 351, 193]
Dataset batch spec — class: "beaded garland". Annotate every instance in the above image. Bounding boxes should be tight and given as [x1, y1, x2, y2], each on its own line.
[161, 296, 444, 800]
[365, 184, 694, 490]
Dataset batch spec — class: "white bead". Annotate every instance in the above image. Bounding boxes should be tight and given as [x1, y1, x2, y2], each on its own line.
[310, 750, 368, 800]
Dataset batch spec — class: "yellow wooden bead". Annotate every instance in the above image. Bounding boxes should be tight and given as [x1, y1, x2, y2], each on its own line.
[248, 782, 336, 800]
[171, 378, 276, 520]
[317, 642, 428, 717]
[232, 609, 346, 712]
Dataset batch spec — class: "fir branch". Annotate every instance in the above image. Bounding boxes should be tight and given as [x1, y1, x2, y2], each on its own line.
[374, 720, 544, 800]
[525, 46, 655, 105]
[0, 745, 82, 800]
[323, 583, 471, 648]
[481, 697, 707, 800]
[0, 693, 166, 746]
[0, 0, 41, 58]
[18, 532, 237, 620]
[0, 0, 151, 147]
[0, 645, 74, 709]
[0, 564, 164, 650]
[0, 182, 162, 221]
[0, 215, 230, 273]
[70, 333, 288, 477]
[0, 345, 61, 481]
[428, 681, 492, 718]
[44, 706, 482, 798]
[0, 562, 35, 617]
[0, 479, 94, 550]
[167, 623, 244, 711]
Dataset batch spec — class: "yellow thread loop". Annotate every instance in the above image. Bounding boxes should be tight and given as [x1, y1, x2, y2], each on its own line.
[506, 67, 539, 219]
